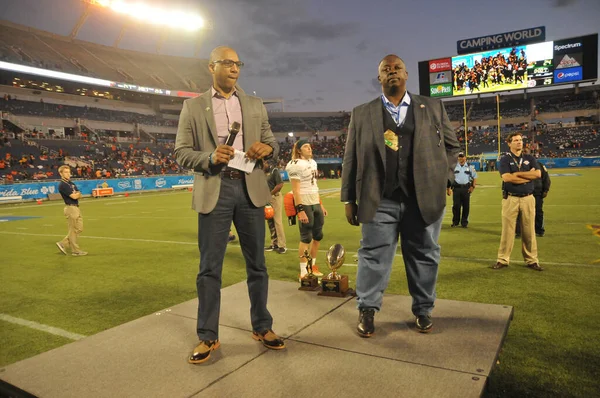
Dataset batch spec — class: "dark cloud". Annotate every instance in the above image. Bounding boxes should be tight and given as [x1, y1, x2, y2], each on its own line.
[553, 0, 577, 6]
[356, 41, 368, 53]
[247, 51, 334, 77]
[221, 0, 359, 74]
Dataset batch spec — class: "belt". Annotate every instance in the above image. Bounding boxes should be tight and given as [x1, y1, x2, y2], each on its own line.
[220, 169, 243, 180]
[66, 204, 79, 207]
[453, 183, 470, 188]
[507, 193, 532, 197]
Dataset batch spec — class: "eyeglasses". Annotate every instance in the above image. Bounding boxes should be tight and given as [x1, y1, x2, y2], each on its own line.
[213, 59, 244, 68]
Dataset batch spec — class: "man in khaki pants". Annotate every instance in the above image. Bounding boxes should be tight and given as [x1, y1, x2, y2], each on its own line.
[56, 165, 87, 256]
[493, 133, 542, 271]
[264, 161, 287, 253]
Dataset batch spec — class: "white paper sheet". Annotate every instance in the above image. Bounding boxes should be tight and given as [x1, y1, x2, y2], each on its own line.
[227, 149, 256, 173]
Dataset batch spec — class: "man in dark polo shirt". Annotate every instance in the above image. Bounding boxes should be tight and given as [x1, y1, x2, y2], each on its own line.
[493, 133, 542, 271]
[56, 165, 87, 256]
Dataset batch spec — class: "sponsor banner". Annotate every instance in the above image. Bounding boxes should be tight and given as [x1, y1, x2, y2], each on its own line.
[538, 157, 600, 169]
[430, 83, 453, 97]
[429, 71, 451, 85]
[554, 66, 583, 83]
[428, 58, 452, 72]
[554, 52, 583, 69]
[553, 38, 584, 54]
[314, 158, 343, 164]
[457, 26, 545, 54]
[0, 176, 195, 200]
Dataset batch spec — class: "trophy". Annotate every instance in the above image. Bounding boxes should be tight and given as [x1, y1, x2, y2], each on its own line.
[298, 250, 319, 291]
[318, 244, 354, 297]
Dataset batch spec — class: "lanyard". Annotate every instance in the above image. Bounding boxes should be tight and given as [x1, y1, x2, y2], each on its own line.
[510, 154, 523, 171]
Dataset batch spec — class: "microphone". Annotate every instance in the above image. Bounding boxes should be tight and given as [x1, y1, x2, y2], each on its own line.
[225, 122, 241, 146]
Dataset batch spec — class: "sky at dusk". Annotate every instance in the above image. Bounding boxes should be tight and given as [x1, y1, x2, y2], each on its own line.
[1, 0, 599, 111]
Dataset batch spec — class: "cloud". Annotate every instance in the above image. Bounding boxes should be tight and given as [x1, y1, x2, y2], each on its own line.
[247, 51, 334, 77]
[356, 40, 368, 53]
[219, 0, 359, 74]
[552, 0, 576, 6]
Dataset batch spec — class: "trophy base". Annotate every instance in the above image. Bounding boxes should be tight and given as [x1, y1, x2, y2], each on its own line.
[318, 275, 355, 297]
[298, 275, 320, 291]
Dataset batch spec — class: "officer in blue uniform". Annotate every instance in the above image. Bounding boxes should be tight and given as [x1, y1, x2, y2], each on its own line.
[447, 152, 477, 228]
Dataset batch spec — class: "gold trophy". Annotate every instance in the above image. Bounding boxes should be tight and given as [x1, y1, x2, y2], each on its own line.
[298, 250, 319, 291]
[318, 244, 354, 297]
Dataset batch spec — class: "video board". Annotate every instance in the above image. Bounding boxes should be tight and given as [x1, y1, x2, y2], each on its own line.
[418, 33, 598, 97]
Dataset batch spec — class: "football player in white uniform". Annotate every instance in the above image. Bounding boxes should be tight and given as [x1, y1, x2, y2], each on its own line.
[286, 139, 328, 278]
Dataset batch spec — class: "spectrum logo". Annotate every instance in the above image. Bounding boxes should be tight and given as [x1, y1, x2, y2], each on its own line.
[554, 67, 582, 83]
[554, 42, 582, 52]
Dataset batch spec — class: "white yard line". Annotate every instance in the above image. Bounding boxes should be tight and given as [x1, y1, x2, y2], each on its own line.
[1, 231, 595, 267]
[105, 201, 139, 205]
[0, 313, 86, 340]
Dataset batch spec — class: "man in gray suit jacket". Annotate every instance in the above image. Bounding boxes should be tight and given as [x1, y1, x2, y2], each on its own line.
[341, 54, 460, 337]
[175, 46, 285, 364]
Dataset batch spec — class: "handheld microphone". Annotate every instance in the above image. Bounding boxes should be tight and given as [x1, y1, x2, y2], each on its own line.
[225, 122, 241, 146]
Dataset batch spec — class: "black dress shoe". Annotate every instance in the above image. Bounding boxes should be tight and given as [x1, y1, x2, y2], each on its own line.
[492, 262, 508, 270]
[357, 308, 375, 337]
[527, 263, 544, 271]
[415, 314, 433, 333]
[189, 339, 220, 364]
[252, 329, 286, 350]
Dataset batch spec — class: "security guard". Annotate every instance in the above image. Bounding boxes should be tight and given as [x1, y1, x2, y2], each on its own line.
[516, 148, 551, 237]
[493, 133, 543, 271]
[447, 152, 477, 228]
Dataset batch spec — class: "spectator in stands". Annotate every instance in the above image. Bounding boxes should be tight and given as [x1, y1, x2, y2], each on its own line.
[174, 45, 284, 364]
[56, 165, 87, 256]
[341, 54, 460, 337]
[286, 140, 328, 279]
[263, 160, 287, 254]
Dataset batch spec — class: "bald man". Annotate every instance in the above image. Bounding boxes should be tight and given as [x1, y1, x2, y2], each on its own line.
[175, 46, 284, 364]
[341, 54, 460, 337]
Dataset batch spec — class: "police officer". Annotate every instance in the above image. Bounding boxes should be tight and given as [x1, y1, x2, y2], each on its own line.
[493, 133, 543, 271]
[447, 152, 477, 228]
[516, 148, 551, 237]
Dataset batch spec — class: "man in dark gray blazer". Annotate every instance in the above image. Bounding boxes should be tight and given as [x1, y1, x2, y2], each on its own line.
[175, 46, 285, 364]
[341, 54, 460, 337]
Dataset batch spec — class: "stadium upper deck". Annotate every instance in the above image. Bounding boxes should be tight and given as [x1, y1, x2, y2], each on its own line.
[0, 20, 211, 93]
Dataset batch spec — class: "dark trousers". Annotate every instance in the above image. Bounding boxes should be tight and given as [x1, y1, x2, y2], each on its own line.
[516, 194, 545, 235]
[452, 186, 470, 226]
[196, 178, 273, 341]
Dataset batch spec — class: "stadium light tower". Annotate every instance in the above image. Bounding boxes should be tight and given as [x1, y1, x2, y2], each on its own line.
[72, 0, 212, 53]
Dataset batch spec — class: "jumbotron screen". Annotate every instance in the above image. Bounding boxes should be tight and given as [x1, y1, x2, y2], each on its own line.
[418, 33, 598, 97]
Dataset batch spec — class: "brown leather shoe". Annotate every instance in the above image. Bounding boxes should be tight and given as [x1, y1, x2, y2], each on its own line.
[492, 262, 508, 270]
[252, 329, 286, 350]
[527, 263, 544, 271]
[188, 340, 220, 364]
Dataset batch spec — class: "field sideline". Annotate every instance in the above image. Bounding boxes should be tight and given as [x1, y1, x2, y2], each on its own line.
[1, 168, 599, 397]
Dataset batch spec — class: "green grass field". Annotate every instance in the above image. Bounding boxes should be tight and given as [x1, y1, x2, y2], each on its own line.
[1, 168, 599, 397]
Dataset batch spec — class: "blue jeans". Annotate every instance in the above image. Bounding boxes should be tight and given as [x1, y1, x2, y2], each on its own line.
[196, 178, 273, 340]
[356, 197, 443, 316]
